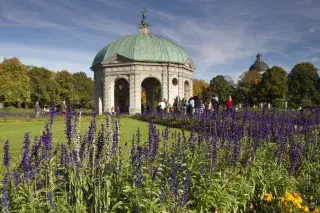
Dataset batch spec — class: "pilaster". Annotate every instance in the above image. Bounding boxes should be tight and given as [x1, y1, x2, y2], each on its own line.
[162, 66, 168, 101]
[103, 72, 111, 114]
[178, 70, 184, 99]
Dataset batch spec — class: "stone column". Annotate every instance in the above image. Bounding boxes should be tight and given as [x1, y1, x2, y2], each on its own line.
[162, 66, 168, 101]
[109, 77, 114, 111]
[94, 71, 103, 115]
[103, 72, 111, 114]
[178, 70, 184, 99]
[129, 72, 141, 115]
[189, 77, 193, 98]
[129, 74, 137, 114]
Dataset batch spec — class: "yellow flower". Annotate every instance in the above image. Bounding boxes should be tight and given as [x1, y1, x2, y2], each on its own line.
[263, 193, 273, 202]
[301, 206, 309, 212]
[296, 203, 302, 209]
[282, 201, 288, 209]
[284, 193, 294, 202]
[312, 209, 320, 213]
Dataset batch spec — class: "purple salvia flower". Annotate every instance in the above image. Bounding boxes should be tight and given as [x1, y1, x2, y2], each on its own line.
[87, 119, 96, 145]
[65, 105, 73, 145]
[60, 144, 68, 165]
[20, 133, 31, 181]
[13, 171, 19, 187]
[136, 127, 141, 146]
[170, 155, 178, 202]
[31, 136, 41, 168]
[3, 140, 10, 168]
[48, 192, 55, 209]
[289, 143, 301, 174]
[163, 126, 169, 141]
[49, 102, 56, 125]
[42, 124, 53, 159]
[181, 170, 191, 206]
[1, 171, 10, 212]
[136, 146, 143, 188]
[152, 167, 158, 183]
[96, 131, 104, 161]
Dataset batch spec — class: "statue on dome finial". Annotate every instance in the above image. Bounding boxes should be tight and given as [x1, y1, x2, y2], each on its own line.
[140, 8, 149, 27]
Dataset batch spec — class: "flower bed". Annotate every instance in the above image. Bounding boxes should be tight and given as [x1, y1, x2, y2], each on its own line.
[1, 108, 320, 212]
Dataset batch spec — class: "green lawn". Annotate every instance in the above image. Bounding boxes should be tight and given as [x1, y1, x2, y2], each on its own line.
[0, 117, 184, 168]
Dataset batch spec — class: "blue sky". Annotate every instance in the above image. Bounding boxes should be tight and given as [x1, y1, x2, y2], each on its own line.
[0, 0, 319, 82]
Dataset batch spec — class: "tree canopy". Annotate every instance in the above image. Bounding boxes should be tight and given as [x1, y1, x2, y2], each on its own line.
[209, 75, 233, 103]
[193, 79, 209, 97]
[0, 58, 30, 104]
[257, 66, 288, 107]
[288, 62, 319, 107]
[73, 72, 94, 108]
[28, 66, 60, 106]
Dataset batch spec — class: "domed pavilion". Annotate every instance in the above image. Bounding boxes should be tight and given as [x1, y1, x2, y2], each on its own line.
[249, 53, 270, 74]
[91, 9, 195, 115]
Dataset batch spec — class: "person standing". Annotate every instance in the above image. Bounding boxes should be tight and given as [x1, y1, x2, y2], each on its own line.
[34, 101, 42, 118]
[182, 98, 187, 115]
[165, 99, 170, 114]
[225, 95, 233, 113]
[212, 96, 219, 112]
[194, 96, 202, 114]
[188, 97, 195, 115]
[158, 99, 166, 116]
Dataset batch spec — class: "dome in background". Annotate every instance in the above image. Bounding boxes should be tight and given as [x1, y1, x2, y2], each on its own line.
[249, 53, 270, 72]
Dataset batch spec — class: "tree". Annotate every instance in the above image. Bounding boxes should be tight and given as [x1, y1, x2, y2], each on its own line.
[257, 66, 288, 107]
[55, 70, 78, 104]
[0, 57, 30, 105]
[209, 75, 233, 103]
[73, 72, 94, 108]
[288, 62, 319, 107]
[193, 79, 209, 96]
[236, 71, 261, 106]
[27, 66, 60, 106]
[239, 71, 261, 84]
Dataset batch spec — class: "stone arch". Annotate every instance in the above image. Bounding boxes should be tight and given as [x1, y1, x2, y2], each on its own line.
[184, 80, 191, 99]
[114, 78, 129, 114]
[141, 77, 162, 112]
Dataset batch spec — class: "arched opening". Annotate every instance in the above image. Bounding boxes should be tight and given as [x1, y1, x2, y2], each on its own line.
[114, 78, 129, 114]
[141, 77, 161, 113]
[184, 80, 191, 99]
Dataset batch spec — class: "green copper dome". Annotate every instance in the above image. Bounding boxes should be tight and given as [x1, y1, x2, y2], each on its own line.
[92, 34, 189, 67]
[249, 61, 270, 71]
[249, 53, 270, 72]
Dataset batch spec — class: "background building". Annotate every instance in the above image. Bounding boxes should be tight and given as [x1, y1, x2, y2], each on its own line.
[249, 53, 270, 75]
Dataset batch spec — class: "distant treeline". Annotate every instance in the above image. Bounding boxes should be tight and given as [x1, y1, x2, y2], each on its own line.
[0, 57, 93, 109]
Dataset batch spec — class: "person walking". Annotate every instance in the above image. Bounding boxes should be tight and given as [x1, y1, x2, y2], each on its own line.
[225, 95, 233, 113]
[34, 101, 42, 118]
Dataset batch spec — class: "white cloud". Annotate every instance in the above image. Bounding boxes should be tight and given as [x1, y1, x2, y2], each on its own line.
[0, 43, 94, 77]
